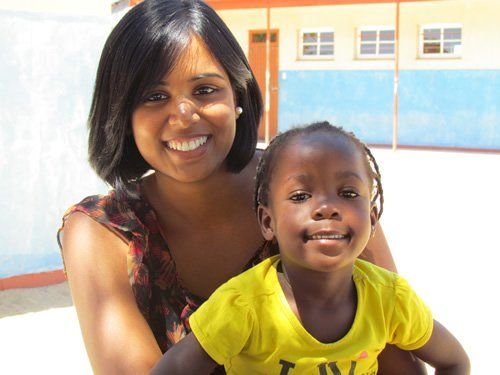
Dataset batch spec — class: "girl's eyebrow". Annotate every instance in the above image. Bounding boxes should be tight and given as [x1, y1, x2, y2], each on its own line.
[335, 170, 364, 181]
[284, 174, 310, 184]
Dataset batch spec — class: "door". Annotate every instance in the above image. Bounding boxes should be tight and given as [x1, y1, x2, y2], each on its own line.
[248, 30, 279, 142]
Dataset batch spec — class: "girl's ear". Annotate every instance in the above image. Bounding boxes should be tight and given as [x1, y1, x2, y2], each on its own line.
[370, 205, 378, 237]
[257, 205, 275, 241]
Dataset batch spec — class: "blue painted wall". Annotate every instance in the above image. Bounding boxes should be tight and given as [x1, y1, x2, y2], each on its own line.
[0, 11, 110, 278]
[279, 69, 500, 149]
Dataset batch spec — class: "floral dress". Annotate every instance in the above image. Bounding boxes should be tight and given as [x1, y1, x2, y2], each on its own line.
[58, 182, 275, 372]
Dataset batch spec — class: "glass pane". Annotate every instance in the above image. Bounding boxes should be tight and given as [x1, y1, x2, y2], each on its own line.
[423, 28, 441, 41]
[320, 44, 334, 56]
[303, 32, 318, 43]
[360, 43, 376, 55]
[444, 41, 461, 54]
[380, 30, 395, 41]
[379, 43, 394, 54]
[253, 33, 277, 43]
[444, 28, 461, 40]
[303, 45, 317, 55]
[423, 42, 441, 54]
[320, 32, 334, 43]
[361, 30, 377, 42]
[252, 33, 266, 43]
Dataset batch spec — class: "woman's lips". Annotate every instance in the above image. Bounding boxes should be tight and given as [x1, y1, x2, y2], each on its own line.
[164, 135, 209, 152]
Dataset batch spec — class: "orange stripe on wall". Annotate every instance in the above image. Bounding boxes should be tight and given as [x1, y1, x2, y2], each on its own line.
[0, 270, 66, 291]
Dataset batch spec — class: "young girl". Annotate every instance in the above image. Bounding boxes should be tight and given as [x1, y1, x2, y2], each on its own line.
[152, 122, 470, 374]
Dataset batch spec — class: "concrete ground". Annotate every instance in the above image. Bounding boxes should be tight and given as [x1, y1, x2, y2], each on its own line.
[1, 147, 499, 374]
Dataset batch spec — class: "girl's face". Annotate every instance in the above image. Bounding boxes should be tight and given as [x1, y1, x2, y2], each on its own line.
[259, 133, 377, 273]
[132, 37, 238, 183]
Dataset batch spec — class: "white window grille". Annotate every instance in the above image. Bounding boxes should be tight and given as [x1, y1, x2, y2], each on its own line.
[299, 28, 334, 59]
[358, 26, 395, 59]
[420, 24, 462, 58]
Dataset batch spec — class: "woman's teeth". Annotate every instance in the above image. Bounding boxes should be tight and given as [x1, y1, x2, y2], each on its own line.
[167, 136, 208, 151]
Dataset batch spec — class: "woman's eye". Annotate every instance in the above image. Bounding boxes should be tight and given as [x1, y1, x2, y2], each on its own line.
[194, 86, 217, 95]
[145, 93, 168, 102]
[290, 192, 311, 202]
[340, 190, 359, 199]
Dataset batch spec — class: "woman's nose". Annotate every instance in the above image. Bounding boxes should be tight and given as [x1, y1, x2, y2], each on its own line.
[168, 99, 197, 128]
[312, 200, 341, 220]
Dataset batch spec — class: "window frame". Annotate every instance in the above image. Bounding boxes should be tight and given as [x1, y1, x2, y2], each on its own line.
[357, 26, 395, 60]
[298, 27, 335, 60]
[419, 23, 463, 59]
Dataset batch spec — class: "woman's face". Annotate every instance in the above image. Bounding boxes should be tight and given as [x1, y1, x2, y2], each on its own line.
[132, 37, 238, 183]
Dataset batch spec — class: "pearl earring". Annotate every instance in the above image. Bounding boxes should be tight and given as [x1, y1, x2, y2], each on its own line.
[235, 106, 243, 119]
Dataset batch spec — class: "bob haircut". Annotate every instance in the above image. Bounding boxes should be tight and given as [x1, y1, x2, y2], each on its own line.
[88, 0, 263, 197]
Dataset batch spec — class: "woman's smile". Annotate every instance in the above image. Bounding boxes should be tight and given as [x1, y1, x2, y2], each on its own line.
[164, 135, 210, 152]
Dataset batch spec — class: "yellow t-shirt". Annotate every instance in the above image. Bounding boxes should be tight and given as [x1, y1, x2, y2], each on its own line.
[190, 255, 433, 374]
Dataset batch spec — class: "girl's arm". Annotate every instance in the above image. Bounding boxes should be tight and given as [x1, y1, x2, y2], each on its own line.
[150, 333, 218, 374]
[412, 320, 471, 374]
[62, 212, 163, 374]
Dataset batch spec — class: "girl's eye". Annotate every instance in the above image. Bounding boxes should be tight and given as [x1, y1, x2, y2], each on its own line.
[289, 192, 311, 202]
[194, 86, 217, 95]
[145, 93, 168, 102]
[340, 189, 359, 199]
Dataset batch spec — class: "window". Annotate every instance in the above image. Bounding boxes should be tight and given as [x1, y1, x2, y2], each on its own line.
[299, 28, 334, 59]
[358, 26, 395, 59]
[420, 24, 462, 58]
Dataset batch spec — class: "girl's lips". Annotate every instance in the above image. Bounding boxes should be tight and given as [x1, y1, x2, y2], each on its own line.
[305, 231, 350, 241]
[163, 135, 210, 152]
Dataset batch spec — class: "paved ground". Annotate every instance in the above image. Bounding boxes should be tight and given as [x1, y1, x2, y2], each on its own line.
[1, 148, 499, 374]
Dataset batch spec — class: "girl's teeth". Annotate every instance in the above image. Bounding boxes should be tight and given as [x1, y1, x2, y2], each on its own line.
[168, 136, 208, 151]
[311, 234, 346, 240]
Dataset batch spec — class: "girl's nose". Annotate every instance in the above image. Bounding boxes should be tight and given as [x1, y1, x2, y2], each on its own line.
[168, 99, 198, 128]
[312, 201, 341, 221]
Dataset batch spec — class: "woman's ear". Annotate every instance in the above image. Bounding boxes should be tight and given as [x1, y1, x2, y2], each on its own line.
[257, 205, 275, 241]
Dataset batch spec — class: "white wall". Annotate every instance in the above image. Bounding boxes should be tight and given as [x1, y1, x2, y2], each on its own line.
[219, 0, 500, 71]
[0, 0, 110, 15]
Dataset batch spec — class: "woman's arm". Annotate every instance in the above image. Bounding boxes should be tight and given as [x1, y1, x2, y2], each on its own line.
[150, 333, 218, 374]
[412, 320, 470, 374]
[360, 221, 398, 273]
[362, 222, 429, 374]
[62, 212, 162, 374]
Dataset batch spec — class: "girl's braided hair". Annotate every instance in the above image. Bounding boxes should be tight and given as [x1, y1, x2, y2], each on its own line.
[254, 121, 384, 219]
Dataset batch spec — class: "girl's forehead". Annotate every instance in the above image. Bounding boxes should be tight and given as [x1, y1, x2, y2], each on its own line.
[273, 133, 369, 178]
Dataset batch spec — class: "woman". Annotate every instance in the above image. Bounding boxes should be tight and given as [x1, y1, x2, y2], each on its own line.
[58, 0, 423, 373]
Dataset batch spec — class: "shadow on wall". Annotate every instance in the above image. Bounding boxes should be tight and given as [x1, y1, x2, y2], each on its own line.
[0, 282, 73, 319]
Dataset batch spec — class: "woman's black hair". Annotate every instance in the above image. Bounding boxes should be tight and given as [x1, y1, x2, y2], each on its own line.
[254, 121, 384, 219]
[88, 0, 263, 197]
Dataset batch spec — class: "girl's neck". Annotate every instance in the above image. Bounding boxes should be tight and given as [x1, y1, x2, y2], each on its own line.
[280, 260, 356, 308]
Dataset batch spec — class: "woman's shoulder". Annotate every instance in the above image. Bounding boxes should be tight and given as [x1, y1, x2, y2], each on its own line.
[58, 183, 150, 246]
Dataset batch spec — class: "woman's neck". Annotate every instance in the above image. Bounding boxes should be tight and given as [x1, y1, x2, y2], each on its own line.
[143, 161, 255, 226]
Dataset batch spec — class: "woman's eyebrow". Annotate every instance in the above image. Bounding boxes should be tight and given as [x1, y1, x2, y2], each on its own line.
[189, 72, 226, 81]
